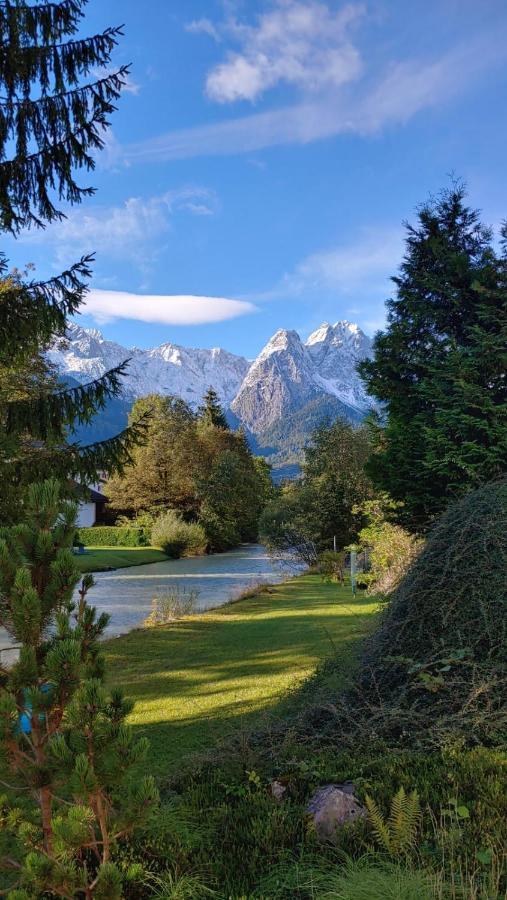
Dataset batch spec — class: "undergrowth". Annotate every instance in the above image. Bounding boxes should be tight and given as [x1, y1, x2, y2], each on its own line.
[116, 483, 506, 897]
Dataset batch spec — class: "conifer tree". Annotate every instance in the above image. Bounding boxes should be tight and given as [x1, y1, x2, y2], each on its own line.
[198, 387, 229, 429]
[0, 0, 147, 514]
[0, 479, 158, 896]
[359, 184, 507, 530]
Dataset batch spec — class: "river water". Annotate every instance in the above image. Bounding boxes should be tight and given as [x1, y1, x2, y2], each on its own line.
[78, 543, 293, 638]
[0, 545, 293, 656]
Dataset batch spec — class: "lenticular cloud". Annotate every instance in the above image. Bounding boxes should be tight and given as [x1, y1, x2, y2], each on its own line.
[83, 289, 257, 325]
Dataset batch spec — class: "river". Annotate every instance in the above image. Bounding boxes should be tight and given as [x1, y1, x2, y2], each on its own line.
[80, 543, 293, 638]
[0, 545, 294, 658]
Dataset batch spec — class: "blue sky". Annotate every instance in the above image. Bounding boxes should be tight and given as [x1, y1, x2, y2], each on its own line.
[6, 0, 507, 357]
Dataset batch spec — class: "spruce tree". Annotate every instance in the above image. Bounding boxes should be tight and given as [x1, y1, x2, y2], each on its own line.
[198, 387, 229, 429]
[0, 0, 147, 515]
[0, 479, 158, 896]
[359, 184, 507, 530]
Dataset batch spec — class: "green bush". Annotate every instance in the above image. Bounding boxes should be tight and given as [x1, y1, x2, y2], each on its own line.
[76, 525, 149, 547]
[151, 511, 207, 559]
[352, 480, 507, 747]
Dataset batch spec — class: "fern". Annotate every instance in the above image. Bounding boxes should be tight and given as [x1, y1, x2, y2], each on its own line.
[366, 787, 421, 857]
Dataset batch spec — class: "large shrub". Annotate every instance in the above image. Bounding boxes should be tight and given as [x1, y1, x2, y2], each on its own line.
[357, 496, 422, 595]
[151, 510, 207, 558]
[347, 480, 507, 747]
[77, 525, 148, 547]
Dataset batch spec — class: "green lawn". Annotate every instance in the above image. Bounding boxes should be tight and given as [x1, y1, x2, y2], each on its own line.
[104, 575, 379, 777]
[76, 546, 169, 573]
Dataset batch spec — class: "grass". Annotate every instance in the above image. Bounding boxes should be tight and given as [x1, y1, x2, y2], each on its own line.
[76, 546, 169, 573]
[104, 575, 379, 777]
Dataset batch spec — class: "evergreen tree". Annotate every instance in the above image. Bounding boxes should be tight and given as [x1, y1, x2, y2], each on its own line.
[0, 0, 146, 517]
[0, 479, 158, 896]
[198, 387, 229, 429]
[359, 184, 507, 530]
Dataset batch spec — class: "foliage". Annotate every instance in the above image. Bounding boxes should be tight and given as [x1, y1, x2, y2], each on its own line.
[365, 788, 421, 857]
[0, 480, 158, 896]
[0, 1, 147, 524]
[318, 550, 347, 584]
[356, 495, 422, 595]
[260, 418, 373, 562]
[144, 589, 200, 626]
[150, 510, 208, 558]
[147, 870, 216, 899]
[255, 855, 437, 900]
[77, 526, 150, 548]
[345, 480, 507, 747]
[106, 393, 272, 552]
[197, 387, 228, 429]
[105, 396, 199, 517]
[359, 183, 507, 531]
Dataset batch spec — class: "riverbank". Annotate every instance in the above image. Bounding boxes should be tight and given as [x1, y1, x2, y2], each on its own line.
[76, 546, 169, 573]
[104, 575, 379, 777]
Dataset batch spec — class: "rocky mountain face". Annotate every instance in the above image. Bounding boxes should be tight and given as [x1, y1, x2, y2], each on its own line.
[231, 322, 372, 433]
[51, 321, 373, 474]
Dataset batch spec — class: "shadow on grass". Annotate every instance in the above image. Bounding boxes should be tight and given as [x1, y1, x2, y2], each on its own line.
[104, 577, 379, 776]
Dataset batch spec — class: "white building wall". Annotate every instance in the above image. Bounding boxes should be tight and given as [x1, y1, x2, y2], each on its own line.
[76, 502, 97, 528]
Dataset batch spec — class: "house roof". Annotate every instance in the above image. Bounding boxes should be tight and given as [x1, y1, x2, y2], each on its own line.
[88, 487, 107, 503]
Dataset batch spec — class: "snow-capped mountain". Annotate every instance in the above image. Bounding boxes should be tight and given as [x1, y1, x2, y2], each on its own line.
[50, 320, 373, 442]
[49, 323, 250, 407]
[231, 322, 373, 433]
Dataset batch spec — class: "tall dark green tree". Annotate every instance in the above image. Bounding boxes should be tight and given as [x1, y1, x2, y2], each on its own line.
[198, 387, 229, 429]
[359, 184, 507, 530]
[0, 0, 146, 520]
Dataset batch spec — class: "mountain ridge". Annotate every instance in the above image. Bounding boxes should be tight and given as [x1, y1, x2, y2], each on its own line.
[51, 320, 374, 474]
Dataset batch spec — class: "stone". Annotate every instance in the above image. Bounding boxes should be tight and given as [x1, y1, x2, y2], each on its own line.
[306, 783, 366, 844]
[271, 780, 287, 801]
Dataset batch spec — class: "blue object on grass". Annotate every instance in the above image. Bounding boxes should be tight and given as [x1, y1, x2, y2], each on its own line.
[17, 684, 52, 734]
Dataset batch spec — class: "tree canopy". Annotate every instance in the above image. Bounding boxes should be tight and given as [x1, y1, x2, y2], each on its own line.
[359, 184, 507, 530]
[106, 393, 274, 551]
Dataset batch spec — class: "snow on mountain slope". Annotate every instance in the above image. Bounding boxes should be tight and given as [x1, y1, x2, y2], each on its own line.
[306, 321, 373, 412]
[49, 323, 250, 407]
[50, 320, 373, 432]
[230, 321, 373, 433]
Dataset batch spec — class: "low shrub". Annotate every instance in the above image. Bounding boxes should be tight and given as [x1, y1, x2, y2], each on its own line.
[151, 511, 207, 558]
[302, 481, 507, 751]
[144, 588, 200, 625]
[76, 525, 149, 547]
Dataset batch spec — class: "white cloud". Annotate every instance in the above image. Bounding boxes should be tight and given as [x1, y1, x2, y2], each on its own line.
[82, 290, 257, 326]
[125, 24, 506, 163]
[203, 1, 364, 103]
[186, 17, 221, 41]
[291, 228, 404, 296]
[24, 188, 218, 263]
[252, 226, 405, 336]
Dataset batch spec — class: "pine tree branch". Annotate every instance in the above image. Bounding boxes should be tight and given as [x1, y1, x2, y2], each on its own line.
[0, 67, 129, 164]
[5, 361, 132, 438]
[0, 256, 94, 355]
[0, 110, 106, 231]
[0, 1, 86, 44]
